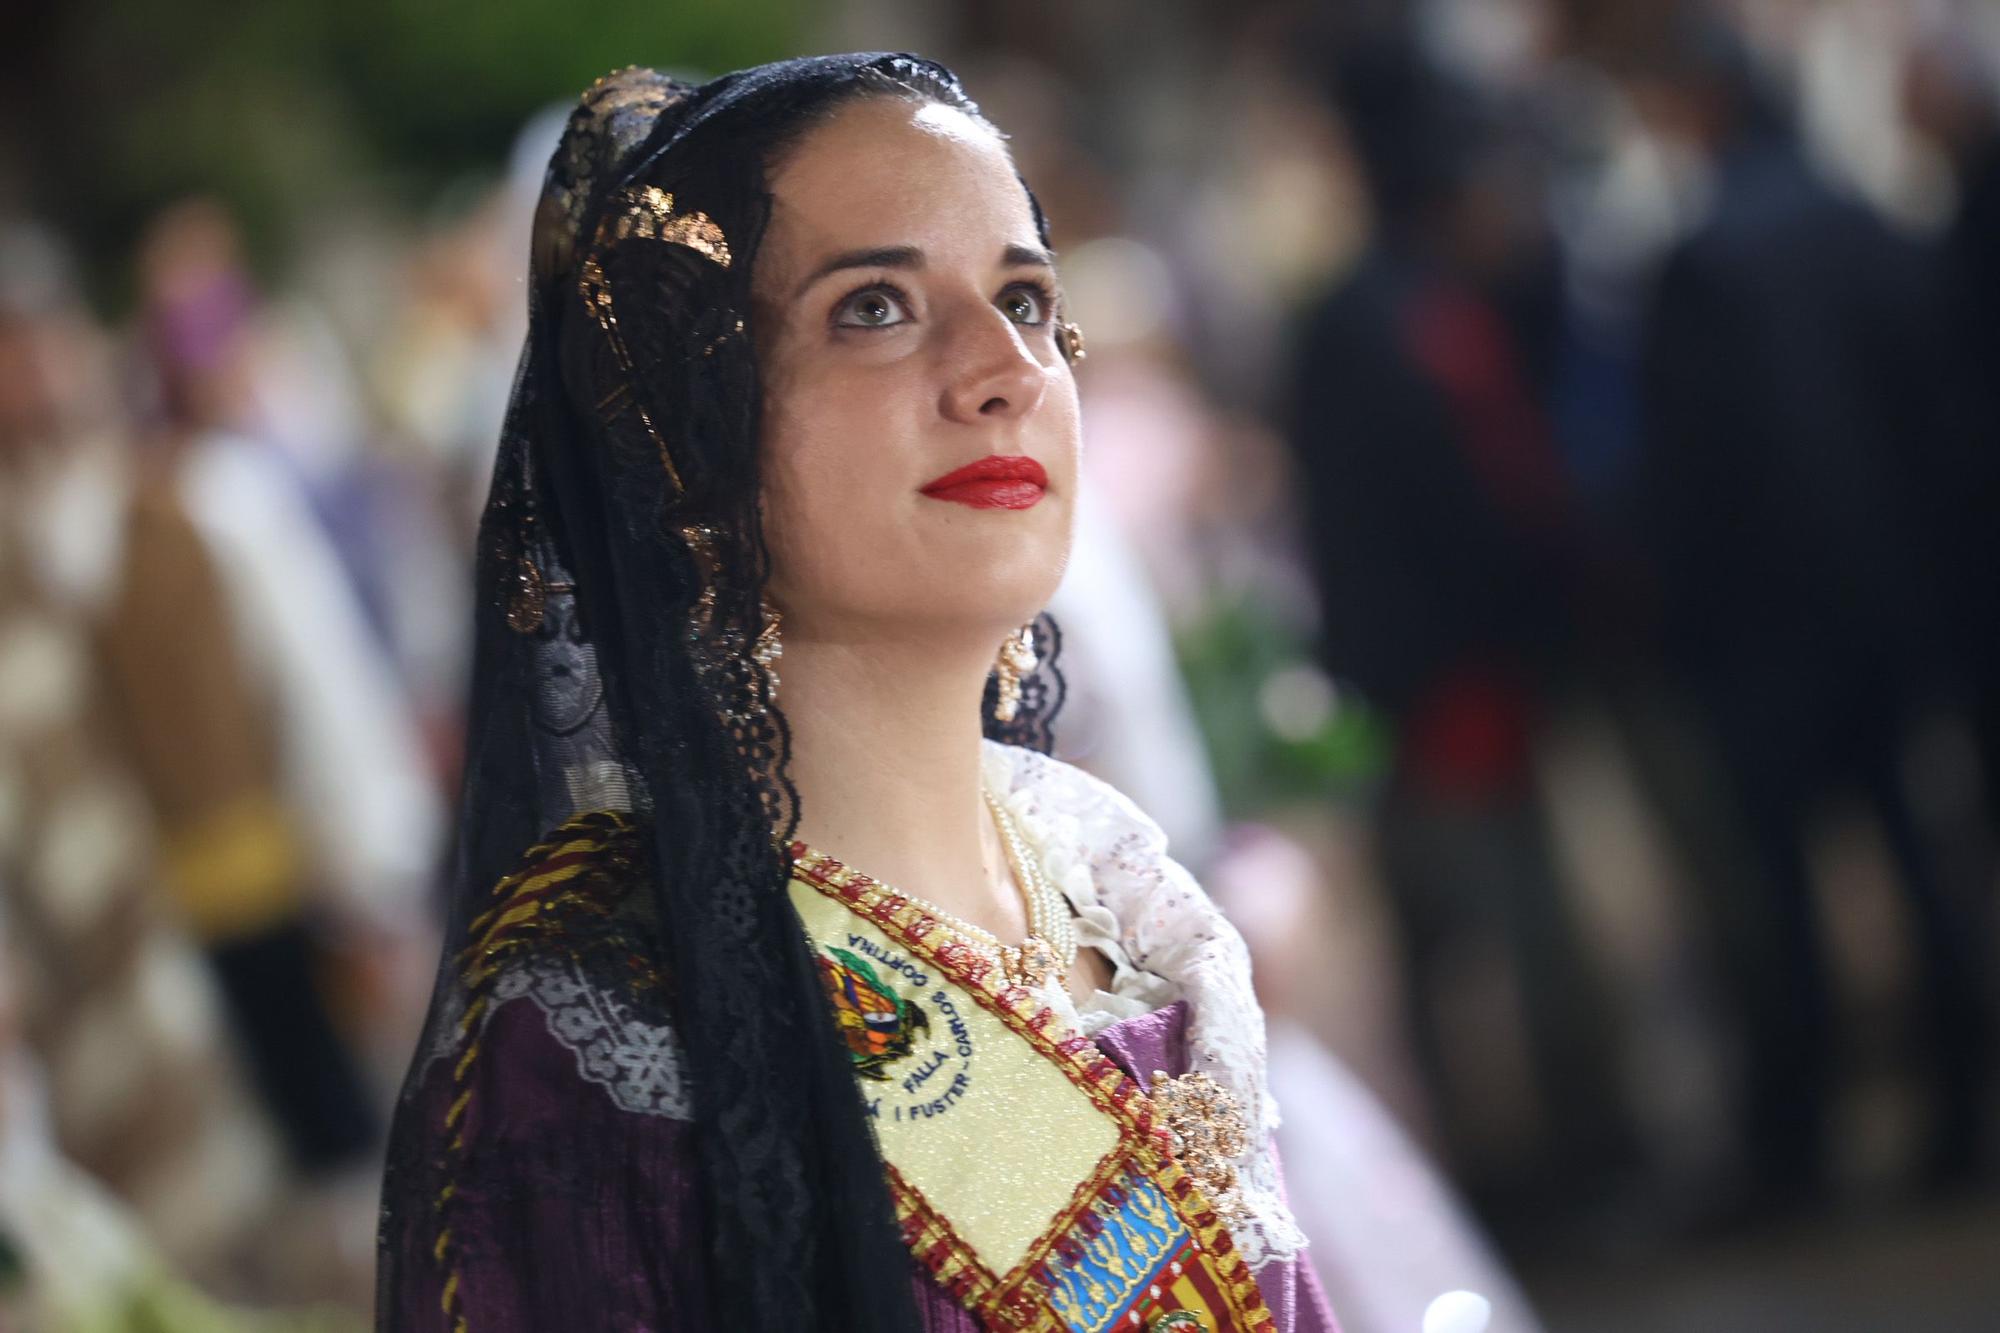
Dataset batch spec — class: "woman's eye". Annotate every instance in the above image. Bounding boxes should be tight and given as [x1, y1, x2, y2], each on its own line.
[999, 284, 1051, 326]
[833, 286, 910, 328]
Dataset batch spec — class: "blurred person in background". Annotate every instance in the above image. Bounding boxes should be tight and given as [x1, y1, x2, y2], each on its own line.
[128, 199, 396, 1175]
[1902, 2, 2000, 836]
[0, 219, 293, 1293]
[1035, 221, 1234, 862]
[0, 897, 358, 1331]
[0, 216, 433, 1312]
[1628, 5, 1993, 1205]
[1285, 31, 1637, 1214]
[90, 197, 447, 1296]
[134, 201, 445, 1026]
[367, 185, 534, 766]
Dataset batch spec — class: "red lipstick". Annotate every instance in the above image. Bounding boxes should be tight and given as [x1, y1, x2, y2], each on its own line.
[918, 454, 1048, 510]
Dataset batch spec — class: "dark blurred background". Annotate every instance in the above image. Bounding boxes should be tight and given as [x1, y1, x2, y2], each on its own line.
[2, 1, 1997, 1329]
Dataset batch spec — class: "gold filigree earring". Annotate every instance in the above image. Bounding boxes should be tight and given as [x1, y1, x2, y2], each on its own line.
[992, 624, 1038, 723]
[1057, 320, 1087, 364]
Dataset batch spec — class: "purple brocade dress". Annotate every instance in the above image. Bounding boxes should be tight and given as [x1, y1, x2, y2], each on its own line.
[381, 994, 1341, 1330]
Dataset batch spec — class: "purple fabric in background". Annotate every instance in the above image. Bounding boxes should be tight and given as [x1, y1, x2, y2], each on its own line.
[382, 994, 1339, 1330]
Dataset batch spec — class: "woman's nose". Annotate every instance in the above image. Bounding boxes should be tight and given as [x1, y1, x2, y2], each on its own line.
[938, 309, 1048, 425]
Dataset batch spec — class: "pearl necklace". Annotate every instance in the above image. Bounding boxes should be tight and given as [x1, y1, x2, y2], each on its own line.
[983, 787, 1077, 987]
[786, 786, 1078, 990]
[831, 788, 1075, 989]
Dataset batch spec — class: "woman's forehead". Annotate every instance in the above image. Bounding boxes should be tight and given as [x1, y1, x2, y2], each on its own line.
[759, 98, 1036, 278]
[779, 95, 1004, 175]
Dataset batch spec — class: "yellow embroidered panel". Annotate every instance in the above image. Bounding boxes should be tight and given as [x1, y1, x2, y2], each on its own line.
[789, 878, 1121, 1275]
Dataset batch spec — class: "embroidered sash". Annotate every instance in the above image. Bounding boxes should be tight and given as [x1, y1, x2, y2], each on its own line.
[789, 845, 1275, 1333]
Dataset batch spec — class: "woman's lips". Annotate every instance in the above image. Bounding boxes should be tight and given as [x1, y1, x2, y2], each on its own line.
[918, 454, 1048, 510]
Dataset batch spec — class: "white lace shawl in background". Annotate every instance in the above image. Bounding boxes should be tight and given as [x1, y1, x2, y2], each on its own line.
[983, 739, 1310, 1274]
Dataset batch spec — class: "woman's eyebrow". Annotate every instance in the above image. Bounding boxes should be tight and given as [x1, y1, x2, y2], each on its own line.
[793, 245, 921, 300]
[1002, 244, 1055, 269]
[791, 243, 1054, 301]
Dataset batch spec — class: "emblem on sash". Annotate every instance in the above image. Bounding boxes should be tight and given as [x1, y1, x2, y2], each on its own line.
[819, 944, 933, 1080]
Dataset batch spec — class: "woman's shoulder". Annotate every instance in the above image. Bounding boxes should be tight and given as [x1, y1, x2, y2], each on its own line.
[383, 810, 706, 1330]
[443, 808, 694, 1122]
[463, 809, 666, 989]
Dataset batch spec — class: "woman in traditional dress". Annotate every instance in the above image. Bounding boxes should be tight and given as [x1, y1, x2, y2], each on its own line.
[377, 53, 1340, 1332]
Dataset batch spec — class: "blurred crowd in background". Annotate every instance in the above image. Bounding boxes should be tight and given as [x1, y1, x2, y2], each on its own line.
[2, 0, 1997, 1329]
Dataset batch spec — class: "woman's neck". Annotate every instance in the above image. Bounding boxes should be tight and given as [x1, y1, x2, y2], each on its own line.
[777, 628, 1021, 933]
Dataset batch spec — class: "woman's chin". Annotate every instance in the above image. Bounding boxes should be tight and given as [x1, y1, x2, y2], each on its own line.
[930, 552, 1065, 620]
[933, 510, 1069, 575]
